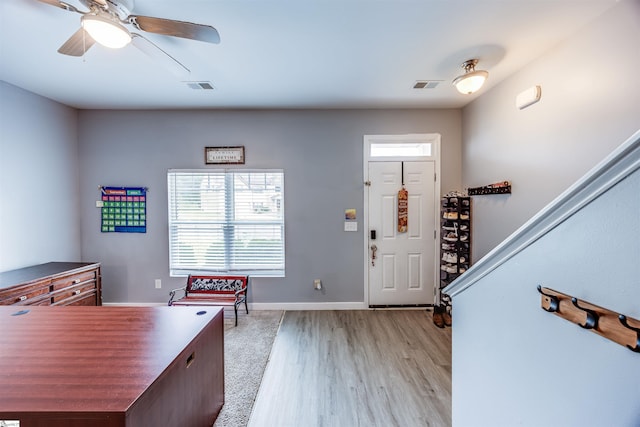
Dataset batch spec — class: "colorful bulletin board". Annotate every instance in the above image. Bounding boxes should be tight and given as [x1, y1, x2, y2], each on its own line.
[100, 187, 147, 233]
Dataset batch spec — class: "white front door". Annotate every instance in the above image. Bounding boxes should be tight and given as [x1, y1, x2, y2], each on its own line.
[367, 161, 436, 306]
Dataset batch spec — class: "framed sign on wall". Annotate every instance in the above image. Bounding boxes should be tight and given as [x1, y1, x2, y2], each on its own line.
[205, 146, 245, 165]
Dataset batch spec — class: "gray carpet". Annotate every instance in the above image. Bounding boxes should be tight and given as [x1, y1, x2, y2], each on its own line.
[213, 310, 284, 427]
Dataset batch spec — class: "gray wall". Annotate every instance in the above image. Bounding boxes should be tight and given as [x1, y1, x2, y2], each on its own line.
[77, 109, 461, 304]
[452, 163, 640, 426]
[462, 0, 640, 260]
[0, 81, 81, 271]
[450, 2, 640, 425]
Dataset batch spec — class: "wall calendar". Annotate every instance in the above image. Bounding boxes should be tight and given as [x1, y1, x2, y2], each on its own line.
[100, 187, 147, 233]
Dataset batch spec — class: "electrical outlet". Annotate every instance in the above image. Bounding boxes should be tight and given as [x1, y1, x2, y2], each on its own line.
[314, 279, 322, 290]
[155, 279, 162, 289]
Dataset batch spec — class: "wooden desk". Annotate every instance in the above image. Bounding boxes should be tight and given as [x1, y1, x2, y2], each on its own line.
[0, 306, 224, 427]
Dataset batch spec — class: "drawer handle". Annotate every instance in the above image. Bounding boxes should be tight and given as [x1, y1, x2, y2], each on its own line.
[18, 295, 27, 302]
[74, 290, 81, 295]
[73, 279, 81, 284]
[186, 352, 196, 368]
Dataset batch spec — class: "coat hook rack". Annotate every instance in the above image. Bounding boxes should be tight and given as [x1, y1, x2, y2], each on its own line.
[468, 180, 511, 196]
[538, 286, 640, 354]
[571, 297, 598, 329]
[618, 315, 640, 353]
[536, 285, 558, 312]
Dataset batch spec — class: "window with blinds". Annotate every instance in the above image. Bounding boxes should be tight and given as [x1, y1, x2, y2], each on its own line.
[168, 169, 285, 276]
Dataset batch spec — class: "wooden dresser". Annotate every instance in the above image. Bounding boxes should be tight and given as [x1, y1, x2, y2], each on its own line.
[0, 262, 101, 306]
[0, 305, 225, 427]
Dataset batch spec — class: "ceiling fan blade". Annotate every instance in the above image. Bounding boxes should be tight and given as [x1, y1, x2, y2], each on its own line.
[58, 28, 95, 56]
[131, 34, 191, 77]
[35, 0, 82, 13]
[129, 15, 220, 44]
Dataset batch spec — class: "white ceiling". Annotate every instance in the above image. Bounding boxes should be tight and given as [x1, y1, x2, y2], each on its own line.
[0, 0, 618, 110]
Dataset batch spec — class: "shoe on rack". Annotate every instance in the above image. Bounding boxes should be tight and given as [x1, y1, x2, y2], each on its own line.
[445, 190, 465, 198]
[445, 264, 457, 274]
[432, 306, 445, 328]
[442, 307, 452, 327]
[460, 234, 469, 242]
[443, 232, 458, 242]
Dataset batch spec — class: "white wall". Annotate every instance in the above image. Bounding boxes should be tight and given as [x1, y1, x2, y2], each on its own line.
[77, 109, 462, 304]
[450, 2, 640, 424]
[0, 81, 81, 271]
[462, 0, 640, 260]
[451, 150, 640, 426]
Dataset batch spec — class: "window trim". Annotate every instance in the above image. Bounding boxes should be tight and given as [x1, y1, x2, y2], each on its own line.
[167, 169, 285, 278]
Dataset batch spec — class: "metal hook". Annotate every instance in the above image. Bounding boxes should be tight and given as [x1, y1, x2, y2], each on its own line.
[537, 285, 559, 312]
[618, 315, 640, 353]
[571, 298, 598, 330]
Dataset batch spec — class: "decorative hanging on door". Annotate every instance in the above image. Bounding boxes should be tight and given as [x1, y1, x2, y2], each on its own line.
[398, 162, 408, 233]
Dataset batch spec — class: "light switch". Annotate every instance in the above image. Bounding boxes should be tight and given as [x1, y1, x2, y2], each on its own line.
[344, 221, 358, 232]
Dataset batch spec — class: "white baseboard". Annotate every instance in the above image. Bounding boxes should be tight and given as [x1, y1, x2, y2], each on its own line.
[102, 301, 367, 310]
[103, 302, 165, 307]
[102, 302, 429, 311]
[249, 302, 367, 311]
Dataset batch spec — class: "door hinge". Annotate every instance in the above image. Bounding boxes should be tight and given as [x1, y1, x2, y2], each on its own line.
[434, 173, 437, 182]
[434, 230, 437, 239]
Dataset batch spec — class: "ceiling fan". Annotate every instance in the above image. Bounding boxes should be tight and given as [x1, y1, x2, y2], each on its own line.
[35, 0, 220, 75]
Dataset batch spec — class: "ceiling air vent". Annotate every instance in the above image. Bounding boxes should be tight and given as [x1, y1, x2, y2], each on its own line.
[413, 81, 440, 89]
[185, 81, 215, 90]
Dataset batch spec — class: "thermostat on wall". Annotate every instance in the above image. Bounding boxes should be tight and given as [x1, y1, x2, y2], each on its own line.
[516, 85, 542, 110]
[344, 221, 357, 232]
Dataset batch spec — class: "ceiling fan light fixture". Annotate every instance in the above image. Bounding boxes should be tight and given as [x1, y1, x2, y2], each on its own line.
[452, 59, 488, 94]
[81, 14, 131, 49]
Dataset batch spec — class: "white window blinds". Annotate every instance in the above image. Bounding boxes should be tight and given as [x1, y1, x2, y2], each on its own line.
[168, 170, 285, 276]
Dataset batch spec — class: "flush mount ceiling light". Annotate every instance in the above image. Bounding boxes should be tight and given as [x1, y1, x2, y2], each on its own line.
[452, 59, 489, 95]
[81, 13, 132, 49]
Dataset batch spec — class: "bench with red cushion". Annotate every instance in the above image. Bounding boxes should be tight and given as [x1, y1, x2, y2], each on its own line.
[169, 275, 248, 326]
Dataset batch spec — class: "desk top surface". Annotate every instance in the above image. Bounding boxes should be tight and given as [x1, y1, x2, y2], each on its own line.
[0, 305, 223, 414]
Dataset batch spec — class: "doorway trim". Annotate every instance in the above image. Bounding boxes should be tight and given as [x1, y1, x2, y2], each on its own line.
[363, 134, 441, 307]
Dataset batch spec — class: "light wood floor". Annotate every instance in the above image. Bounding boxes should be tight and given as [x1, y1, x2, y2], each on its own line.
[248, 310, 452, 427]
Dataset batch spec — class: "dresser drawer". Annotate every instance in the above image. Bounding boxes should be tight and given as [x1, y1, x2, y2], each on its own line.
[0, 279, 51, 306]
[52, 270, 97, 290]
[52, 282, 97, 304]
[63, 292, 98, 306]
